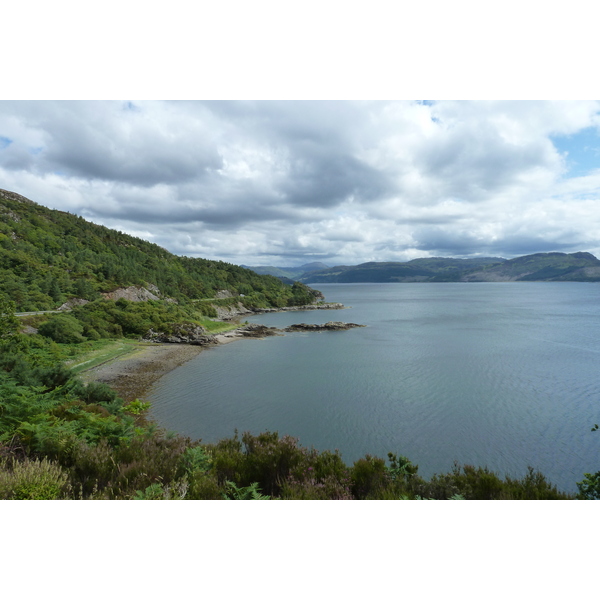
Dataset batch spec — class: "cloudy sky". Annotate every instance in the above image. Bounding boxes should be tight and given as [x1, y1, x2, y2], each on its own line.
[1, 100, 600, 267]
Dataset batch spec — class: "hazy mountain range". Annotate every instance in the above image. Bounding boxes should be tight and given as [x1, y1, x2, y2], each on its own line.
[245, 252, 600, 284]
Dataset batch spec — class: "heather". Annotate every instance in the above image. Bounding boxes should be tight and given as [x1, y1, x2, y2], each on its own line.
[0, 330, 581, 500]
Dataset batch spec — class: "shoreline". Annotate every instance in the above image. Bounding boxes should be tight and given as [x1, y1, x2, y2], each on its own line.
[79, 343, 209, 402]
[80, 303, 350, 402]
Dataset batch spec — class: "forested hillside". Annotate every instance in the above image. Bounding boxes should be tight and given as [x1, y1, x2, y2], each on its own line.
[0, 188, 318, 311]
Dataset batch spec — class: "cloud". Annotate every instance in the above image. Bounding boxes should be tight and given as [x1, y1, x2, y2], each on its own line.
[2, 100, 600, 266]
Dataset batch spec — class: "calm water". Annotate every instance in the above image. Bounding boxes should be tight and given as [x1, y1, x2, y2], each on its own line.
[147, 283, 600, 492]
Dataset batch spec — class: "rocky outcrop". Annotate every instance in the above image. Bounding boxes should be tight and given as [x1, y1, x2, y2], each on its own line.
[213, 301, 346, 321]
[142, 318, 364, 346]
[284, 321, 365, 332]
[215, 289, 234, 299]
[253, 302, 346, 314]
[237, 324, 282, 337]
[0, 188, 36, 205]
[58, 298, 90, 311]
[102, 286, 161, 302]
[214, 302, 253, 320]
[143, 323, 217, 346]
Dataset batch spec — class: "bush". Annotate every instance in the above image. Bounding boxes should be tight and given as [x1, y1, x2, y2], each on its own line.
[350, 455, 389, 499]
[38, 315, 86, 344]
[577, 471, 600, 500]
[282, 472, 352, 499]
[416, 463, 572, 500]
[0, 457, 70, 499]
[186, 472, 223, 500]
[240, 431, 312, 496]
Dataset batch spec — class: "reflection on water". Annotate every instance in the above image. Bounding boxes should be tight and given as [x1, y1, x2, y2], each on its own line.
[148, 282, 600, 493]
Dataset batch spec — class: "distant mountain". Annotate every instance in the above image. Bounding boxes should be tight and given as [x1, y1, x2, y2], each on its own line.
[298, 257, 506, 283]
[297, 253, 600, 284]
[461, 252, 600, 282]
[243, 262, 330, 280]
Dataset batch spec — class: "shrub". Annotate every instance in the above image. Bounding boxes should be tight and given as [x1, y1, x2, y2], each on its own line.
[207, 434, 245, 485]
[576, 471, 600, 500]
[186, 471, 223, 500]
[107, 434, 191, 498]
[282, 472, 353, 500]
[416, 463, 572, 500]
[240, 431, 311, 496]
[350, 455, 389, 499]
[68, 439, 118, 497]
[38, 315, 86, 344]
[0, 457, 70, 499]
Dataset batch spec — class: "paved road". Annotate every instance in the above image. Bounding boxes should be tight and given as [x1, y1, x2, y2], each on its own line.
[15, 310, 68, 316]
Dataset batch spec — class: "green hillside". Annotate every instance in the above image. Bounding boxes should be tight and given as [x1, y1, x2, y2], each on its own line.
[0, 188, 319, 312]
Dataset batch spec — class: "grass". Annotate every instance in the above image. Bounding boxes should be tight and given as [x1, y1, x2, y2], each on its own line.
[65, 339, 145, 374]
[198, 319, 238, 334]
[64, 318, 237, 374]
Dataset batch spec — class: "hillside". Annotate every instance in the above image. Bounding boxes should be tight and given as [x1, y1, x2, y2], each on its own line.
[298, 257, 506, 284]
[461, 252, 600, 282]
[0, 188, 320, 312]
[297, 253, 600, 284]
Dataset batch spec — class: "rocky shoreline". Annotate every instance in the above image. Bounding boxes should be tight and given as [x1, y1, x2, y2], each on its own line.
[214, 301, 346, 320]
[79, 343, 206, 402]
[82, 310, 364, 402]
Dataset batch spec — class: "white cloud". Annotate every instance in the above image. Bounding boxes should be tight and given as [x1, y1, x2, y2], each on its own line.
[2, 100, 600, 266]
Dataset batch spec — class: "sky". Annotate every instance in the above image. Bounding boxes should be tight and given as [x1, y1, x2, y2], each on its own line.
[2, 100, 600, 267]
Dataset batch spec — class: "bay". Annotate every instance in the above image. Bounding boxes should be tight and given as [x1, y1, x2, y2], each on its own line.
[147, 282, 600, 493]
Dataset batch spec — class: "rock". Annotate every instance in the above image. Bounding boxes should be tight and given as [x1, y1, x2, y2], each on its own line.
[284, 321, 365, 332]
[102, 286, 160, 302]
[143, 323, 217, 345]
[58, 298, 90, 311]
[207, 301, 346, 320]
[252, 302, 346, 314]
[0, 188, 36, 205]
[214, 302, 253, 320]
[237, 324, 282, 337]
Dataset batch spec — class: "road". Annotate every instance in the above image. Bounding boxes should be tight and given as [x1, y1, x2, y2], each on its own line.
[15, 310, 68, 317]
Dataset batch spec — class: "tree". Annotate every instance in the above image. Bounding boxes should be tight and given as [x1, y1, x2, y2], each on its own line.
[0, 294, 19, 340]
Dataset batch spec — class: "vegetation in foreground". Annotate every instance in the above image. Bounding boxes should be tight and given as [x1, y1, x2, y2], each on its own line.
[1, 300, 596, 500]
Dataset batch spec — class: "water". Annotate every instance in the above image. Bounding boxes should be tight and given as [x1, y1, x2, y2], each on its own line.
[147, 283, 600, 493]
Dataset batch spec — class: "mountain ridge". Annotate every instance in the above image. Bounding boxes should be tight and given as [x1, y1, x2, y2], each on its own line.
[288, 253, 600, 284]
